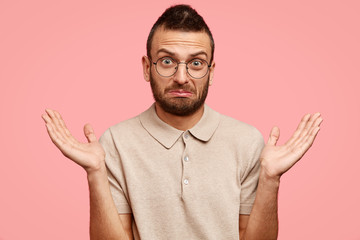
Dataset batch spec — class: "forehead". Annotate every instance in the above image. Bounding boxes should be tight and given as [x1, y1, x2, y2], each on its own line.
[151, 27, 212, 59]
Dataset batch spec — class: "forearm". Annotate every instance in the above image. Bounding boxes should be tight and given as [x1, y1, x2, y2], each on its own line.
[87, 164, 130, 240]
[242, 168, 279, 240]
[42, 109, 131, 239]
[241, 112, 322, 239]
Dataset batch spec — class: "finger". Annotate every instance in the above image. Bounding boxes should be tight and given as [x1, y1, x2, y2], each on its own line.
[297, 113, 312, 131]
[286, 113, 320, 146]
[42, 113, 51, 124]
[45, 108, 56, 120]
[84, 124, 97, 143]
[53, 110, 79, 145]
[298, 117, 323, 148]
[47, 109, 80, 146]
[45, 122, 66, 149]
[43, 114, 68, 145]
[54, 110, 71, 137]
[44, 110, 79, 153]
[296, 126, 321, 155]
[45, 109, 62, 132]
[267, 126, 280, 146]
[306, 126, 321, 146]
[304, 113, 321, 133]
[312, 114, 323, 128]
[42, 112, 47, 122]
[45, 122, 81, 160]
[45, 109, 72, 143]
[292, 114, 322, 154]
[285, 113, 311, 146]
[292, 113, 322, 147]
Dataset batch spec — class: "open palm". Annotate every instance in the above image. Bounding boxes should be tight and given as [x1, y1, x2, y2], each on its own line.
[42, 109, 105, 173]
[260, 113, 323, 179]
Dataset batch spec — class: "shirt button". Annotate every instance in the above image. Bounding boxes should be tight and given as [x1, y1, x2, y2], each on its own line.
[184, 133, 189, 139]
[184, 156, 189, 162]
[183, 179, 189, 185]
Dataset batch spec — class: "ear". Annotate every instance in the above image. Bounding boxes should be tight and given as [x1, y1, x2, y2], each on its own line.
[142, 55, 151, 82]
[209, 61, 215, 86]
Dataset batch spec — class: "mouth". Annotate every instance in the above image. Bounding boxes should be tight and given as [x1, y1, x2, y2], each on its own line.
[167, 89, 193, 97]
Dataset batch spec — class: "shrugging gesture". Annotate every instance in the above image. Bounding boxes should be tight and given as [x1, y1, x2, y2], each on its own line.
[261, 112, 323, 180]
[42, 109, 105, 173]
[243, 113, 323, 240]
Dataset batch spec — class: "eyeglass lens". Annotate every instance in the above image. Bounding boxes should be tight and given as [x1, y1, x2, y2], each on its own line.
[155, 57, 209, 79]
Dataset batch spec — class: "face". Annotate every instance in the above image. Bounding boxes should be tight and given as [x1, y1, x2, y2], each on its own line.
[142, 27, 215, 116]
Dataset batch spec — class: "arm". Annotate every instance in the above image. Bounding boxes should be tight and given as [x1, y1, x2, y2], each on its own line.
[42, 109, 133, 240]
[87, 164, 133, 240]
[239, 215, 249, 239]
[241, 113, 323, 240]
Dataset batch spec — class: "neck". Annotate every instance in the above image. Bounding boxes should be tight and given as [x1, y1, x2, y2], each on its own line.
[154, 103, 205, 131]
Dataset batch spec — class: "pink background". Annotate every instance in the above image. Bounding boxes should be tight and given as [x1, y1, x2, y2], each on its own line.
[1, 0, 359, 239]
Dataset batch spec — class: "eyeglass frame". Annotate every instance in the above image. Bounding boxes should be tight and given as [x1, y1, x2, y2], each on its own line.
[150, 56, 212, 79]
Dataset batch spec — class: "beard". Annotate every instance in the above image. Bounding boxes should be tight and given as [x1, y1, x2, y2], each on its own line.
[150, 71, 210, 116]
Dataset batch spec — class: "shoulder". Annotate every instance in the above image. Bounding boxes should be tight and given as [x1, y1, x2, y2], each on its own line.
[110, 115, 142, 135]
[99, 114, 142, 145]
[217, 112, 264, 144]
[208, 109, 264, 175]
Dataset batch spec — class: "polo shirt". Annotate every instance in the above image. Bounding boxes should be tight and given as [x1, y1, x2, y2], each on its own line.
[99, 103, 264, 240]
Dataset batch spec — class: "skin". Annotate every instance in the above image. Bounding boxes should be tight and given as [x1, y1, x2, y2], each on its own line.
[42, 110, 133, 240]
[42, 28, 322, 239]
[142, 27, 215, 130]
[241, 113, 322, 239]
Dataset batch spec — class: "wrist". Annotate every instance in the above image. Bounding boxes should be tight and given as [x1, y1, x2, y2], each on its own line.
[259, 167, 281, 189]
[86, 160, 107, 181]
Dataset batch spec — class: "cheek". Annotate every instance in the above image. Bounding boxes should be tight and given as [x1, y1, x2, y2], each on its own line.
[151, 73, 168, 90]
[195, 80, 206, 91]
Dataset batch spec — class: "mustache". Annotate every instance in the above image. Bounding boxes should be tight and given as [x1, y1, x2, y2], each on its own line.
[164, 84, 194, 93]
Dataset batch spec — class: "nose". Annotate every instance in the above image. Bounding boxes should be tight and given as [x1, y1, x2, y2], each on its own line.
[173, 63, 189, 85]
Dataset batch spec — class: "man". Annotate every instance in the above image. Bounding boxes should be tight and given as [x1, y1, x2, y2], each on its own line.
[42, 5, 322, 240]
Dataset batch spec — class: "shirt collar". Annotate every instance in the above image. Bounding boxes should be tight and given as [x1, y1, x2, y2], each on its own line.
[139, 103, 220, 149]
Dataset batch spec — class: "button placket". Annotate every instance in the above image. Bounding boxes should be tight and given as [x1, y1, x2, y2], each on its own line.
[181, 131, 191, 197]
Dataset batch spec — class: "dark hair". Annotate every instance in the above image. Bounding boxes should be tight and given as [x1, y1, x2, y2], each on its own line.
[146, 4, 215, 63]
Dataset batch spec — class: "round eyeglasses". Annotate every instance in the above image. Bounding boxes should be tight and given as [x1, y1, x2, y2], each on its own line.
[152, 57, 211, 79]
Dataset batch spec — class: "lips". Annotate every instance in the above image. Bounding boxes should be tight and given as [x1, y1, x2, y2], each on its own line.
[167, 89, 193, 97]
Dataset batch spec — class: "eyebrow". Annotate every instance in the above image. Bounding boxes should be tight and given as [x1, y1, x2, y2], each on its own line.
[156, 48, 208, 59]
[190, 51, 208, 58]
[156, 48, 175, 56]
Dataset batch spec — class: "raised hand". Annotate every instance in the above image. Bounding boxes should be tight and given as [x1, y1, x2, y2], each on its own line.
[42, 109, 105, 173]
[260, 113, 323, 180]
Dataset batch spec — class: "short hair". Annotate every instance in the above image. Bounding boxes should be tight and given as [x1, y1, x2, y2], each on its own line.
[146, 4, 215, 63]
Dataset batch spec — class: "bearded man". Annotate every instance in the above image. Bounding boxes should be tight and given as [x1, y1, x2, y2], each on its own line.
[42, 4, 322, 240]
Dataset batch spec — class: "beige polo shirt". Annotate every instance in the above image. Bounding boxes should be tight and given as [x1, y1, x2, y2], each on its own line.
[99, 104, 264, 240]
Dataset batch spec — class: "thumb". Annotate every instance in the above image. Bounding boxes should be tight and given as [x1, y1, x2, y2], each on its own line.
[267, 126, 280, 146]
[84, 123, 97, 143]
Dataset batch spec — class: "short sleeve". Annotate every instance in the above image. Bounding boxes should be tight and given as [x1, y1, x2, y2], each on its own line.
[99, 129, 132, 214]
[239, 128, 264, 215]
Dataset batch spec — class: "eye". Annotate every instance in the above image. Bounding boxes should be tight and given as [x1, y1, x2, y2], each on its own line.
[189, 59, 205, 69]
[160, 57, 174, 65]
